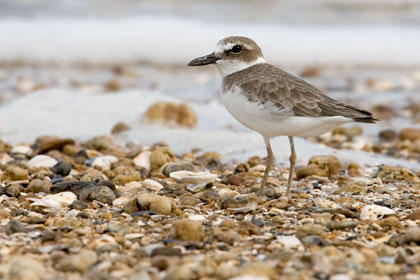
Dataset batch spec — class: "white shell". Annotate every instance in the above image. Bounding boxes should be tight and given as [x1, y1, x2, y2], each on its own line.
[112, 196, 132, 208]
[28, 155, 58, 168]
[276, 235, 302, 249]
[188, 215, 206, 222]
[133, 151, 151, 170]
[170, 171, 218, 184]
[316, 198, 339, 209]
[360, 205, 395, 221]
[29, 192, 77, 210]
[11, 145, 33, 155]
[91, 155, 118, 169]
[0, 153, 14, 165]
[142, 179, 163, 192]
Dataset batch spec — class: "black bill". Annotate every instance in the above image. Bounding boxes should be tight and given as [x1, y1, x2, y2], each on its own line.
[188, 53, 219, 66]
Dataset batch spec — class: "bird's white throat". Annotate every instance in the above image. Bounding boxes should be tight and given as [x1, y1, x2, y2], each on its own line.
[215, 57, 266, 77]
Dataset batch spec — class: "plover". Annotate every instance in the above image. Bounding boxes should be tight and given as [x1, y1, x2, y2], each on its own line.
[188, 36, 377, 196]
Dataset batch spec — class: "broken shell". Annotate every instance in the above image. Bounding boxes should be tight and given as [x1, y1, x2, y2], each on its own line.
[87, 155, 118, 169]
[186, 182, 213, 193]
[29, 192, 77, 210]
[360, 205, 395, 221]
[170, 171, 218, 184]
[133, 151, 151, 170]
[28, 155, 58, 168]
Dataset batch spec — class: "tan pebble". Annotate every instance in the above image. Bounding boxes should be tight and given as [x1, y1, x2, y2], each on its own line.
[136, 193, 172, 215]
[104, 78, 121, 91]
[56, 250, 97, 273]
[171, 219, 204, 242]
[272, 216, 284, 225]
[111, 121, 130, 134]
[145, 101, 197, 128]
[308, 155, 341, 178]
[400, 127, 420, 142]
[1, 165, 28, 181]
[296, 224, 325, 239]
[150, 146, 176, 171]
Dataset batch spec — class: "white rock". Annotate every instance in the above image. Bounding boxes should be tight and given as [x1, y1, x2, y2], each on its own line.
[124, 233, 144, 239]
[91, 155, 118, 169]
[112, 196, 131, 208]
[11, 145, 33, 155]
[133, 151, 151, 170]
[29, 192, 77, 210]
[360, 205, 395, 221]
[170, 171, 218, 184]
[142, 179, 163, 192]
[0, 153, 14, 165]
[249, 164, 266, 172]
[316, 198, 339, 209]
[276, 235, 302, 249]
[28, 155, 58, 168]
[330, 274, 351, 280]
[188, 215, 206, 222]
[229, 276, 269, 280]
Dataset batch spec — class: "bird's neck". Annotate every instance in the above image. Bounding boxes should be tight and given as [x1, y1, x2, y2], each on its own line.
[215, 57, 267, 77]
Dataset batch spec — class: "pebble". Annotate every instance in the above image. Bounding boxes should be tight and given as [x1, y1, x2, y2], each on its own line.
[161, 161, 195, 177]
[135, 193, 172, 215]
[276, 235, 302, 249]
[308, 155, 341, 178]
[28, 155, 58, 168]
[150, 146, 177, 171]
[79, 186, 116, 204]
[399, 128, 420, 142]
[51, 161, 72, 176]
[1, 165, 28, 181]
[171, 219, 204, 242]
[403, 227, 420, 244]
[56, 249, 97, 273]
[360, 205, 396, 221]
[170, 171, 218, 184]
[6, 219, 25, 235]
[133, 150, 151, 170]
[7, 256, 46, 280]
[296, 224, 325, 239]
[88, 155, 118, 169]
[144, 101, 197, 128]
[11, 144, 33, 155]
[26, 178, 50, 193]
[111, 121, 130, 134]
[0, 153, 14, 165]
[142, 179, 164, 192]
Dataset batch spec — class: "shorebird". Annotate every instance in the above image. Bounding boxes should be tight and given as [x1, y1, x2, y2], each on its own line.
[188, 36, 377, 196]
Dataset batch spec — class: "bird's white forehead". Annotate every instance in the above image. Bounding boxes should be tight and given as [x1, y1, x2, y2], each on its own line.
[214, 40, 252, 54]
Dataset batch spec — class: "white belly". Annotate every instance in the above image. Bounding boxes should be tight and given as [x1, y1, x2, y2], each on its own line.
[221, 87, 352, 138]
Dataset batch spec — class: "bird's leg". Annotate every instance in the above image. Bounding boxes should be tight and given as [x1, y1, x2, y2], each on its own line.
[286, 136, 296, 196]
[258, 137, 274, 195]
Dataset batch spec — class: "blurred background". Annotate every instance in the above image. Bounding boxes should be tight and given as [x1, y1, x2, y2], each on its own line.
[0, 0, 420, 166]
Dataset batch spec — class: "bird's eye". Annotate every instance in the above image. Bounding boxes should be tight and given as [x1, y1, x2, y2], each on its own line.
[231, 45, 243, 54]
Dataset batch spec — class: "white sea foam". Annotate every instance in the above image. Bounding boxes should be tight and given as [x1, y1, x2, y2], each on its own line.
[0, 17, 419, 67]
[0, 89, 418, 169]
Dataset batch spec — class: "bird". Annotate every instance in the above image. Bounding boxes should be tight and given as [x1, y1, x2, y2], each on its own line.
[188, 36, 377, 196]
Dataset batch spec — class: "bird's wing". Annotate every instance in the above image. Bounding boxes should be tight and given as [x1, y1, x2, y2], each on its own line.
[224, 63, 377, 123]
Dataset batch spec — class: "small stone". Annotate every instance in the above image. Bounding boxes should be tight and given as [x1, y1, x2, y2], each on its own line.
[85, 136, 111, 151]
[301, 235, 328, 246]
[26, 179, 49, 193]
[247, 156, 262, 167]
[296, 164, 327, 179]
[11, 145, 33, 156]
[6, 184, 24, 197]
[272, 216, 284, 224]
[335, 182, 366, 194]
[407, 209, 420, 220]
[296, 224, 325, 239]
[213, 228, 240, 245]
[379, 129, 398, 142]
[104, 78, 121, 91]
[69, 200, 88, 210]
[161, 161, 195, 177]
[0, 153, 14, 165]
[276, 235, 302, 249]
[111, 121, 130, 134]
[79, 186, 116, 204]
[7, 256, 46, 280]
[170, 170, 218, 184]
[376, 216, 402, 229]
[375, 165, 419, 183]
[142, 179, 164, 192]
[134, 193, 172, 215]
[6, 219, 25, 235]
[150, 147, 177, 171]
[35, 137, 74, 154]
[360, 205, 395, 221]
[194, 152, 222, 170]
[327, 220, 358, 230]
[133, 150, 151, 170]
[308, 155, 341, 178]
[145, 101, 197, 128]
[112, 166, 141, 185]
[186, 182, 212, 193]
[1, 165, 28, 181]
[151, 247, 183, 257]
[88, 155, 118, 169]
[51, 161, 72, 176]
[171, 219, 204, 242]
[28, 155, 58, 168]
[400, 128, 420, 142]
[238, 220, 260, 235]
[404, 227, 420, 244]
[56, 249, 97, 273]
